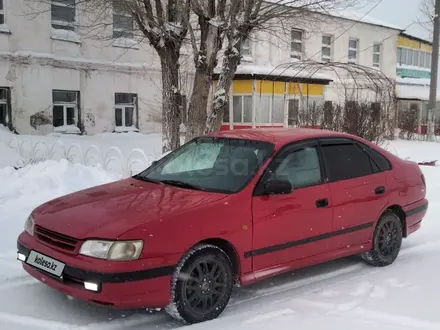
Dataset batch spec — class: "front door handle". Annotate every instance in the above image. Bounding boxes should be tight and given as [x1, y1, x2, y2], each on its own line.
[375, 186, 386, 195]
[315, 198, 329, 208]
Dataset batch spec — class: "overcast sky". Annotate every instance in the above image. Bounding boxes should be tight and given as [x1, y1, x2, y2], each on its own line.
[365, 0, 429, 40]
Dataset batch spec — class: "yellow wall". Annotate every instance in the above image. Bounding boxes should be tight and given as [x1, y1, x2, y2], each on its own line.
[397, 35, 432, 52]
[256, 81, 285, 94]
[230, 80, 325, 96]
[232, 80, 253, 94]
[421, 43, 433, 52]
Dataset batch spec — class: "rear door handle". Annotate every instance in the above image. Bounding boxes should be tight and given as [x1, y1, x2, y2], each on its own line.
[375, 186, 386, 195]
[315, 198, 329, 208]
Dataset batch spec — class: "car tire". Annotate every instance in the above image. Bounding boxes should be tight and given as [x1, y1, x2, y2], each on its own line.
[361, 210, 403, 267]
[165, 244, 233, 324]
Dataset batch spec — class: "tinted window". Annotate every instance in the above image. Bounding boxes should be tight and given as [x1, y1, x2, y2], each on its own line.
[269, 147, 322, 189]
[321, 143, 373, 182]
[360, 143, 392, 171]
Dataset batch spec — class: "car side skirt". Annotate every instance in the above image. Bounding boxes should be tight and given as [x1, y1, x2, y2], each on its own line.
[240, 242, 371, 286]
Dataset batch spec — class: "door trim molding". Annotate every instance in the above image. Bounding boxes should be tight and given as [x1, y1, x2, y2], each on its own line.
[244, 222, 374, 258]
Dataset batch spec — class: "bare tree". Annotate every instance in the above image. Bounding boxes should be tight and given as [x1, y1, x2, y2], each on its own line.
[419, 0, 435, 38]
[203, 0, 361, 135]
[27, 0, 190, 153]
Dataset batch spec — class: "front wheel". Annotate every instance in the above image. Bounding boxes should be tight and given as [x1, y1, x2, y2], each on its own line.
[165, 244, 233, 324]
[362, 210, 403, 267]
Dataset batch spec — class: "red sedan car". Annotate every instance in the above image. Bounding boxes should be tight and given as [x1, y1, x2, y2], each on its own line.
[17, 129, 428, 324]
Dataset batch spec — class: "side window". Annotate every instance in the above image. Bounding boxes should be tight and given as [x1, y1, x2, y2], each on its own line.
[270, 147, 322, 189]
[359, 143, 392, 171]
[321, 143, 374, 182]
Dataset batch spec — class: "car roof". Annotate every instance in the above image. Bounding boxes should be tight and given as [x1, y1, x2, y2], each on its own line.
[209, 128, 351, 146]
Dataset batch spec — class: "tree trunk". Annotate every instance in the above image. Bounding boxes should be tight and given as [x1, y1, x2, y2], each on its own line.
[205, 47, 241, 134]
[160, 50, 181, 153]
[185, 69, 212, 141]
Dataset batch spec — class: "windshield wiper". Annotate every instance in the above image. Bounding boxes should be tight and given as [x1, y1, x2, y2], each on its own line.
[132, 174, 160, 184]
[159, 179, 205, 191]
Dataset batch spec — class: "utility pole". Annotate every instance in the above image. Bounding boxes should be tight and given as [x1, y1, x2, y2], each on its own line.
[427, 0, 440, 141]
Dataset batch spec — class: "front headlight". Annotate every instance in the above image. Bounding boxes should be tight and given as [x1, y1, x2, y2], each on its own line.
[79, 240, 143, 261]
[24, 215, 35, 236]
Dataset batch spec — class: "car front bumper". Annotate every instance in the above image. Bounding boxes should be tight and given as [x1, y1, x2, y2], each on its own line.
[17, 232, 179, 309]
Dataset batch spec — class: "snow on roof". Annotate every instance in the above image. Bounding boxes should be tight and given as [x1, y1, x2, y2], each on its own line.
[218, 63, 333, 82]
[330, 9, 404, 31]
[263, 1, 403, 31]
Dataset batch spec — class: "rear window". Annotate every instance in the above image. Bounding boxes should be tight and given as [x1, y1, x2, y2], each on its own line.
[321, 143, 374, 182]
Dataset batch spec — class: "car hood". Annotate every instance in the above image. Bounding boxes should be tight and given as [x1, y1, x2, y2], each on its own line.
[33, 178, 228, 239]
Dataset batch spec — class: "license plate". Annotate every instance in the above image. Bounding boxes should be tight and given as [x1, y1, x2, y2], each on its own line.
[26, 251, 65, 277]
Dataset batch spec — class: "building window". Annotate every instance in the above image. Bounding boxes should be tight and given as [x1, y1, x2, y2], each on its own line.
[51, 0, 76, 31]
[113, 0, 134, 39]
[52, 90, 79, 132]
[413, 50, 419, 67]
[291, 29, 303, 60]
[115, 93, 137, 129]
[426, 52, 432, 69]
[419, 50, 425, 67]
[373, 43, 381, 67]
[255, 95, 284, 124]
[400, 48, 407, 65]
[242, 38, 251, 57]
[407, 49, 413, 66]
[0, 88, 8, 127]
[321, 35, 332, 62]
[0, 0, 5, 25]
[232, 95, 252, 123]
[398, 47, 431, 69]
[348, 38, 358, 63]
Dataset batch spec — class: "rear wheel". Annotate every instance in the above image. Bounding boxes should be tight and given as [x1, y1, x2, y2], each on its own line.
[362, 210, 403, 267]
[165, 244, 233, 324]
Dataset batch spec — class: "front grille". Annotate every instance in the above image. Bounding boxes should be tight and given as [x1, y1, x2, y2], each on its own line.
[35, 225, 79, 252]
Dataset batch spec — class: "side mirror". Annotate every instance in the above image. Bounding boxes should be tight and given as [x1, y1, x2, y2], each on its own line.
[264, 180, 292, 195]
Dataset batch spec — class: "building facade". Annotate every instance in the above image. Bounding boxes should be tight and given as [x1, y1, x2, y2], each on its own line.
[0, 0, 173, 135]
[218, 12, 402, 130]
[0, 1, 404, 136]
[395, 33, 440, 135]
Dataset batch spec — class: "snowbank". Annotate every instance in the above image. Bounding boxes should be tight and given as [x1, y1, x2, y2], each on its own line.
[0, 141, 24, 168]
[0, 160, 121, 253]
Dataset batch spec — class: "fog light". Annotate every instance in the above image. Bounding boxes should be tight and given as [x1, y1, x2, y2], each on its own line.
[84, 282, 99, 292]
[17, 253, 26, 261]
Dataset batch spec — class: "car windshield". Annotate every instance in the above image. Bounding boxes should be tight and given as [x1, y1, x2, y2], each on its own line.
[135, 137, 274, 193]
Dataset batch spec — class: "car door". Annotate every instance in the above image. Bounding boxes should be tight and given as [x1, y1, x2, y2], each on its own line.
[251, 140, 333, 272]
[318, 138, 389, 251]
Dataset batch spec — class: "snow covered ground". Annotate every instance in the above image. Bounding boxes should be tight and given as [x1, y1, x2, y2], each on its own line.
[0, 134, 439, 329]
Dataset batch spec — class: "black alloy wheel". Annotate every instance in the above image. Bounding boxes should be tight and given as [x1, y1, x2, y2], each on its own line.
[362, 210, 403, 267]
[166, 244, 233, 324]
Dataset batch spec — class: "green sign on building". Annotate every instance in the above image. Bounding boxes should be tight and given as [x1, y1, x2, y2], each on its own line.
[396, 68, 431, 79]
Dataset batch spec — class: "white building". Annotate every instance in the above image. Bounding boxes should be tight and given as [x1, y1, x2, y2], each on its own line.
[217, 11, 403, 131]
[395, 33, 439, 135]
[0, 1, 404, 135]
[0, 0, 171, 135]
